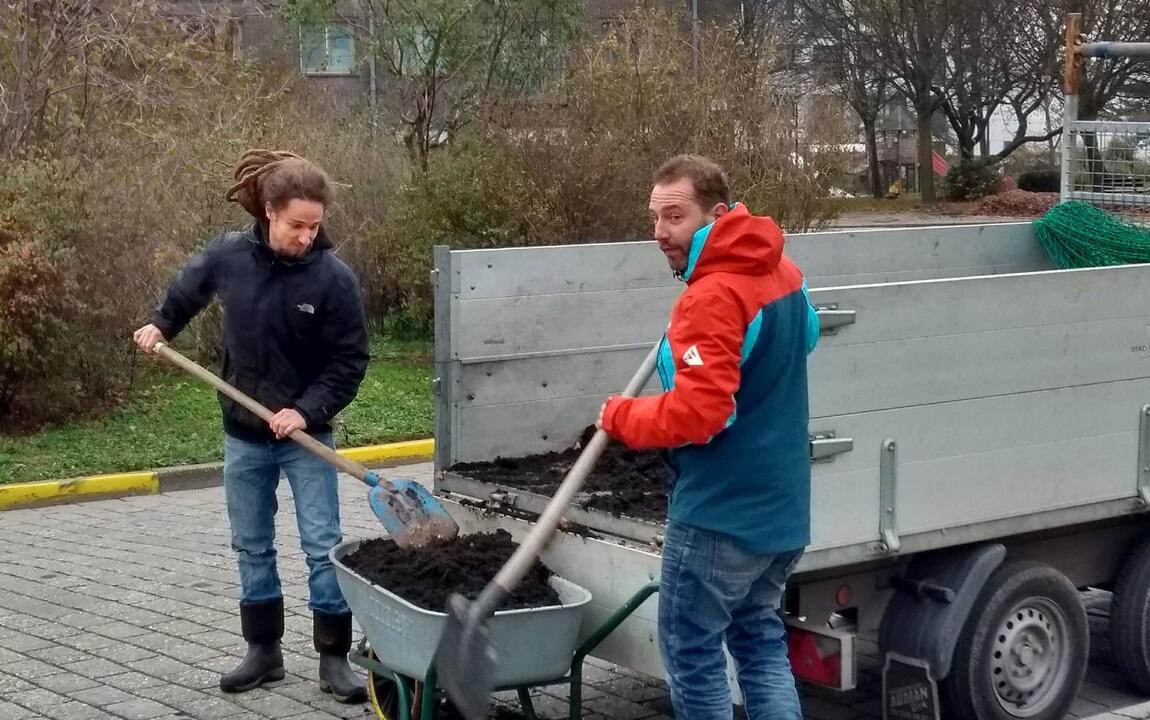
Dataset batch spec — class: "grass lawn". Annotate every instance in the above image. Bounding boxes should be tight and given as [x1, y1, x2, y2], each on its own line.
[0, 336, 434, 485]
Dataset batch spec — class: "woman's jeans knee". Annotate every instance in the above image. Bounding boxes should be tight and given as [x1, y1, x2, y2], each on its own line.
[658, 521, 803, 720]
[223, 433, 348, 615]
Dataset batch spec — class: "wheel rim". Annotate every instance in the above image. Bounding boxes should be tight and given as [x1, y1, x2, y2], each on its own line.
[989, 597, 1073, 717]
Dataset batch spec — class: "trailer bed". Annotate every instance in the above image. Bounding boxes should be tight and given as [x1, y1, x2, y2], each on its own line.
[433, 222, 1150, 575]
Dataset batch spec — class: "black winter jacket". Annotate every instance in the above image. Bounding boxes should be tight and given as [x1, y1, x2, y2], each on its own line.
[152, 223, 370, 442]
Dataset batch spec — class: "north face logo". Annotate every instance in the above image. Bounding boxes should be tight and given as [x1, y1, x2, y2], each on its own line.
[297, 303, 315, 314]
[682, 345, 704, 366]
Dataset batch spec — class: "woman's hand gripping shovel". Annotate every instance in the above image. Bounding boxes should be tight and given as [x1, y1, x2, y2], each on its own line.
[152, 342, 458, 548]
[434, 342, 660, 720]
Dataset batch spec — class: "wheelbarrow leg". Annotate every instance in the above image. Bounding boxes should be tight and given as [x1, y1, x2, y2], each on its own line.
[395, 677, 413, 720]
[568, 582, 660, 720]
[422, 668, 439, 720]
[517, 687, 538, 720]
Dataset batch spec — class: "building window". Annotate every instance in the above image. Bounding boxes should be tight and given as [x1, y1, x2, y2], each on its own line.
[300, 25, 355, 75]
[393, 28, 444, 75]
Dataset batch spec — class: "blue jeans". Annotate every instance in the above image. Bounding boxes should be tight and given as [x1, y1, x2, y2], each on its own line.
[659, 521, 804, 720]
[223, 433, 348, 615]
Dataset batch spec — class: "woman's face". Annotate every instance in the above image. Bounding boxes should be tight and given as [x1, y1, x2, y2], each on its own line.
[265, 199, 324, 258]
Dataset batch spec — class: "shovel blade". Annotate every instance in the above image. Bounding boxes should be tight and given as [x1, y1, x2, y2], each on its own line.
[367, 478, 459, 548]
[436, 593, 497, 720]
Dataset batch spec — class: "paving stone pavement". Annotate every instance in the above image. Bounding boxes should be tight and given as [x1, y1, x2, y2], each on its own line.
[0, 461, 1146, 720]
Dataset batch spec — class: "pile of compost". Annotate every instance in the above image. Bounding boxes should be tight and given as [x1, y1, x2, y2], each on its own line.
[342, 530, 559, 612]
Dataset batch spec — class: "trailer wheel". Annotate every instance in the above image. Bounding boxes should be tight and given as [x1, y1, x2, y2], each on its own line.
[1111, 534, 1150, 694]
[941, 561, 1087, 720]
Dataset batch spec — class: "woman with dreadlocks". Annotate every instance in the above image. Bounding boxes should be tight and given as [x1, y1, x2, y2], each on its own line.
[133, 150, 370, 703]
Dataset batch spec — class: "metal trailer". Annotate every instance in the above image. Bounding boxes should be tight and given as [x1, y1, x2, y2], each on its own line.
[419, 19, 1150, 719]
[430, 220, 1150, 720]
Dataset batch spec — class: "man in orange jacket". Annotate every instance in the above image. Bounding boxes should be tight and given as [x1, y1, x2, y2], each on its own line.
[599, 155, 818, 719]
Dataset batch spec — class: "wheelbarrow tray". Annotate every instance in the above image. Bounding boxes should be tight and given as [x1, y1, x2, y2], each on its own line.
[331, 538, 593, 686]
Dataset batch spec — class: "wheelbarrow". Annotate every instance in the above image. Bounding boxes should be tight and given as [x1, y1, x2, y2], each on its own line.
[330, 538, 659, 720]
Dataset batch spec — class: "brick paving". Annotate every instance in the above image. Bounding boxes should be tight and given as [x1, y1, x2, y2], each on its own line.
[0, 461, 1146, 719]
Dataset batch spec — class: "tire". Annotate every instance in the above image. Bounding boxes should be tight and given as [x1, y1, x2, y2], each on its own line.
[1111, 534, 1150, 694]
[941, 561, 1088, 720]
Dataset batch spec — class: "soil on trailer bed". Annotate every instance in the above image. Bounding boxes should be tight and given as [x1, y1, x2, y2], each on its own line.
[342, 530, 559, 612]
[450, 428, 670, 522]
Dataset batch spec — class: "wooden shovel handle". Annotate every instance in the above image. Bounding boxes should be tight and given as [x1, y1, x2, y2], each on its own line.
[152, 342, 372, 484]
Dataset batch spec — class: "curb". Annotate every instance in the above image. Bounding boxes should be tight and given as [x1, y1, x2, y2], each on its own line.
[0, 439, 435, 511]
[1082, 701, 1150, 720]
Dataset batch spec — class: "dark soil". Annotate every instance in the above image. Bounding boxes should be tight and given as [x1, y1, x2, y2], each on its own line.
[450, 426, 670, 522]
[341, 530, 559, 613]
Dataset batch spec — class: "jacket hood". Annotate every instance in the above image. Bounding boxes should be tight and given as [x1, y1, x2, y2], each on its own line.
[680, 203, 784, 283]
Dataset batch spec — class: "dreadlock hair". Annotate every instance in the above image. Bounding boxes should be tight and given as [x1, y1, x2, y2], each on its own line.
[225, 150, 335, 220]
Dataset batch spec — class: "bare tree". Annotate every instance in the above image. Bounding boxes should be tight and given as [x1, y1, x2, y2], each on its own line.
[0, 0, 246, 160]
[936, 0, 1063, 163]
[797, 0, 890, 197]
[850, 0, 962, 201]
[281, 0, 583, 173]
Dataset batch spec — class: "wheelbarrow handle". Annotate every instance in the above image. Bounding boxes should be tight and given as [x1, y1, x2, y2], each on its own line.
[152, 342, 376, 486]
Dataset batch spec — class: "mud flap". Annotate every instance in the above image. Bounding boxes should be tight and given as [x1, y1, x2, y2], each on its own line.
[883, 653, 940, 720]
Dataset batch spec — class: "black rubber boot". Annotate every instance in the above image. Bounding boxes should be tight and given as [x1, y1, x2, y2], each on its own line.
[220, 598, 286, 693]
[314, 611, 367, 704]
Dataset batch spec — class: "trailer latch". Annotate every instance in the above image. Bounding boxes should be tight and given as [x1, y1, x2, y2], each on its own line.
[816, 304, 856, 335]
[810, 432, 854, 463]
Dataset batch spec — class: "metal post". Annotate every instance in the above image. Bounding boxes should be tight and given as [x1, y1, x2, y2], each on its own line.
[1060, 13, 1083, 205]
[692, 0, 699, 80]
[1079, 42, 1150, 59]
[1060, 95, 1078, 205]
[433, 246, 455, 477]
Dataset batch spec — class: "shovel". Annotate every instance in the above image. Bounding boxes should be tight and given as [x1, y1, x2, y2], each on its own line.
[153, 342, 459, 548]
[435, 342, 660, 719]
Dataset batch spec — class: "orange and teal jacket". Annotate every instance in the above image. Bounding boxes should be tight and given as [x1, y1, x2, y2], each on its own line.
[602, 203, 817, 553]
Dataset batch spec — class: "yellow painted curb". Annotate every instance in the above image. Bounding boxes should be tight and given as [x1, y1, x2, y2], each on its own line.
[0, 438, 436, 510]
[339, 439, 435, 464]
[0, 472, 159, 510]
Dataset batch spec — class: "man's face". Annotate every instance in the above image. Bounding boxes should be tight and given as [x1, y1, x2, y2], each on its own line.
[266, 199, 324, 258]
[648, 177, 725, 272]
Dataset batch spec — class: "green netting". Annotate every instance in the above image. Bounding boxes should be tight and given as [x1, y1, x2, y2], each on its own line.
[1034, 201, 1150, 269]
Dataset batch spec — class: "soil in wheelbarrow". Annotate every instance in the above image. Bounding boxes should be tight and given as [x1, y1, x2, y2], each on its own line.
[450, 426, 670, 522]
[342, 530, 560, 613]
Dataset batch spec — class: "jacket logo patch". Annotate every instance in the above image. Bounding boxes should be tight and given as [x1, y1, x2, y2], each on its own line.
[682, 345, 704, 366]
[297, 303, 315, 314]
